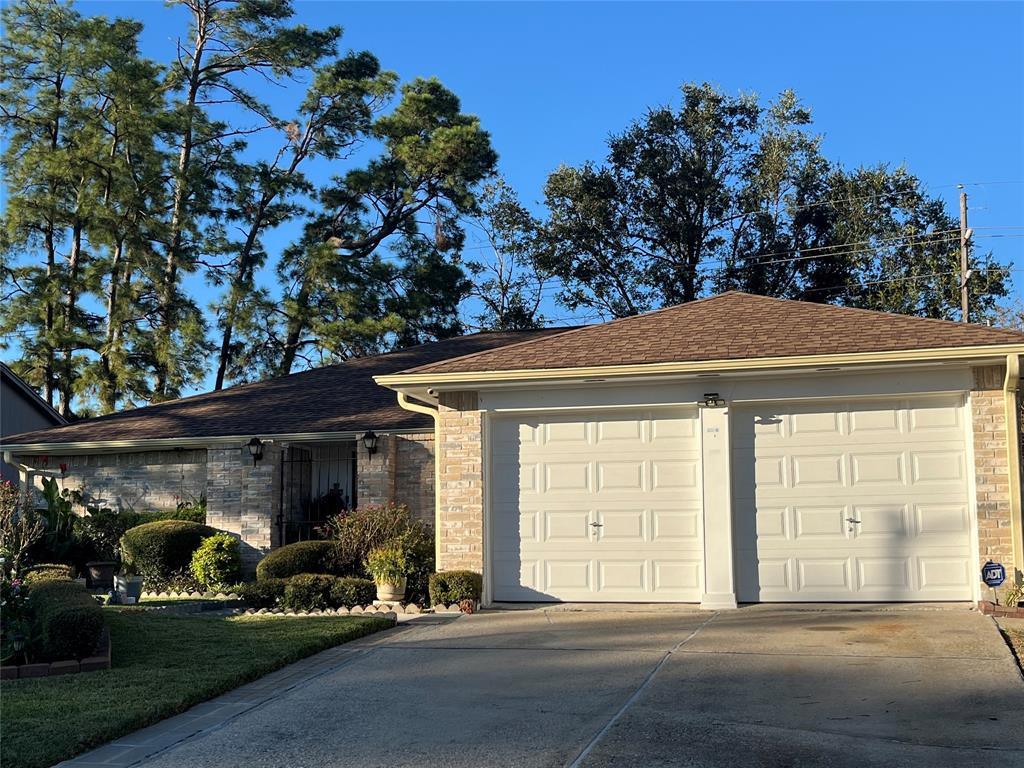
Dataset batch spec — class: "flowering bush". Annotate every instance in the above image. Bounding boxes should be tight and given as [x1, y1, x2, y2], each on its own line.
[1, 565, 31, 654]
[0, 481, 46, 573]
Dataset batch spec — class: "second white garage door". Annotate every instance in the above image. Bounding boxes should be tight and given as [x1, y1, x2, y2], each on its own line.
[490, 409, 702, 602]
[732, 396, 974, 602]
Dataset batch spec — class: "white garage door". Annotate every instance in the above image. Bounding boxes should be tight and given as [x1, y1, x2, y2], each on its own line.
[733, 396, 974, 602]
[490, 409, 703, 602]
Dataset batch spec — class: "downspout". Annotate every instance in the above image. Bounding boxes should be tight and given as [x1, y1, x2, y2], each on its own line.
[395, 393, 442, 566]
[3, 450, 35, 493]
[1004, 354, 1023, 583]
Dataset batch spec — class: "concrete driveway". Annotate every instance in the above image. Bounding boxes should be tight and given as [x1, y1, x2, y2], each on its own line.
[81, 605, 1023, 768]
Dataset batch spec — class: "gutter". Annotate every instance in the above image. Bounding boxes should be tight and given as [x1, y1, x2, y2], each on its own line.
[374, 343, 1024, 389]
[395, 393, 442, 566]
[1004, 354, 1023, 583]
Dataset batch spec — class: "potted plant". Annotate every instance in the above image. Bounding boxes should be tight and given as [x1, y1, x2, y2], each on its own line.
[365, 545, 409, 602]
[114, 563, 144, 603]
[85, 559, 116, 589]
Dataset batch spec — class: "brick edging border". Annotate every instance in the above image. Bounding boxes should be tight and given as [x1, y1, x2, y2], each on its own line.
[1, 627, 111, 680]
[978, 600, 1024, 619]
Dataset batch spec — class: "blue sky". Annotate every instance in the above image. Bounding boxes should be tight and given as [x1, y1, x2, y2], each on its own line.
[21, 1, 1024, 392]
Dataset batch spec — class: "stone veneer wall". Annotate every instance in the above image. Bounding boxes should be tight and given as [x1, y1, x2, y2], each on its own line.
[16, 450, 207, 513]
[436, 392, 484, 572]
[206, 442, 283, 575]
[970, 366, 1019, 579]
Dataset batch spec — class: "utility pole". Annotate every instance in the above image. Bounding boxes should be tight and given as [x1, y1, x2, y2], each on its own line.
[959, 186, 970, 323]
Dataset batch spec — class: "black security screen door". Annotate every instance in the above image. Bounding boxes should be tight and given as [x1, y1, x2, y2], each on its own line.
[277, 442, 356, 544]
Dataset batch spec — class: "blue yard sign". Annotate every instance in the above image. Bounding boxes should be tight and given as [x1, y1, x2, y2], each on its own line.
[982, 561, 1006, 588]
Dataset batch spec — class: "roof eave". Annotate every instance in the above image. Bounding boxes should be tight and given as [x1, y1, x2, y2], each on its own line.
[1, 427, 428, 456]
[375, 344, 1024, 390]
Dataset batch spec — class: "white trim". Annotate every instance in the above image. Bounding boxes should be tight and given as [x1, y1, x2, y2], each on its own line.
[482, 411, 494, 607]
[1, 428, 428, 456]
[964, 390, 983, 604]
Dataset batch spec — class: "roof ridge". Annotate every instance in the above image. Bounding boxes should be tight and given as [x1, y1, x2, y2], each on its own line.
[743, 292, 1024, 339]
[398, 294, 742, 374]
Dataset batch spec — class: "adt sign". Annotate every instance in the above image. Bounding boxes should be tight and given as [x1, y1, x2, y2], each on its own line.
[982, 561, 1006, 588]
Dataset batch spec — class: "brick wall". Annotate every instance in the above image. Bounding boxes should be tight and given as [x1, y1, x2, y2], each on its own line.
[395, 433, 435, 526]
[16, 450, 207, 513]
[436, 392, 484, 572]
[355, 433, 436, 527]
[970, 366, 1016, 577]
[356, 435, 397, 506]
[207, 442, 282, 575]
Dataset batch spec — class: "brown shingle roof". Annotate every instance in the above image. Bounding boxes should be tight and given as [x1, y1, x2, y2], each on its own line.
[2, 329, 573, 447]
[402, 292, 1024, 375]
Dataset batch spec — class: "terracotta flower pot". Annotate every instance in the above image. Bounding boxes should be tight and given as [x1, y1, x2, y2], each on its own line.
[375, 578, 407, 603]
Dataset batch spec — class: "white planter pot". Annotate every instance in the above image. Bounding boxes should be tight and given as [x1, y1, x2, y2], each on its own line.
[115, 575, 145, 602]
[375, 578, 407, 603]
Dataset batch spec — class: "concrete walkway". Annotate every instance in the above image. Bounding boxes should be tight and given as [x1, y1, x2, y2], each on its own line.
[62, 605, 1024, 767]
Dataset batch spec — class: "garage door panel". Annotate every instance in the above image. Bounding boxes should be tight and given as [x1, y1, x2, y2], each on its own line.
[653, 508, 702, 541]
[653, 560, 702, 592]
[851, 452, 905, 485]
[595, 509, 646, 541]
[491, 409, 701, 602]
[734, 396, 972, 602]
[915, 503, 969, 535]
[794, 506, 850, 539]
[652, 459, 699, 489]
[792, 454, 845, 487]
[596, 461, 645, 491]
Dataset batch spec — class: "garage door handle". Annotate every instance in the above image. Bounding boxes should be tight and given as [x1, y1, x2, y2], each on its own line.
[589, 522, 603, 528]
[845, 518, 861, 524]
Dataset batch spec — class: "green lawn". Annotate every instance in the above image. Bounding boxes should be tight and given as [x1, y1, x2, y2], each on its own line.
[1, 609, 392, 768]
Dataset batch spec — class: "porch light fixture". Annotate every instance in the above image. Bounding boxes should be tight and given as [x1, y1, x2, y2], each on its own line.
[361, 430, 378, 455]
[702, 392, 726, 407]
[246, 437, 264, 467]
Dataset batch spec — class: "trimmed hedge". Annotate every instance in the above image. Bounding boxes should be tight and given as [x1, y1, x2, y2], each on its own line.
[120, 520, 217, 586]
[231, 578, 287, 609]
[29, 578, 105, 660]
[23, 563, 76, 584]
[429, 570, 483, 606]
[190, 533, 242, 588]
[255, 540, 340, 581]
[280, 574, 376, 612]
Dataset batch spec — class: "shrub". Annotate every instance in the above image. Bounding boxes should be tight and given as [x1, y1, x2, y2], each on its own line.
[321, 502, 415, 573]
[255, 540, 340, 581]
[390, 525, 434, 606]
[429, 570, 483, 606]
[280, 574, 376, 611]
[231, 578, 287, 609]
[281, 573, 336, 612]
[364, 546, 409, 584]
[190, 533, 241, 589]
[23, 563, 75, 584]
[320, 502, 435, 603]
[120, 520, 216, 587]
[328, 577, 375, 609]
[28, 578, 105, 660]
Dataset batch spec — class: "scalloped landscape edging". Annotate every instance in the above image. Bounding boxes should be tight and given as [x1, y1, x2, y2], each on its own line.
[232, 606, 400, 620]
[140, 591, 480, 616]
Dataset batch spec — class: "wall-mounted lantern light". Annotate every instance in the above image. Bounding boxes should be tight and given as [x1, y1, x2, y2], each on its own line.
[246, 437, 264, 467]
[361, 430, 378, 455]
[702, 392, 726, 407]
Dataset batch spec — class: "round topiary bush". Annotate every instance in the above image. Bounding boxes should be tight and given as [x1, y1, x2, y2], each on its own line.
[255, 540, 340, 581]
[190, 533, 242, 589]
[22, 563, 75, 584]
[120, 520, 217, 587]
